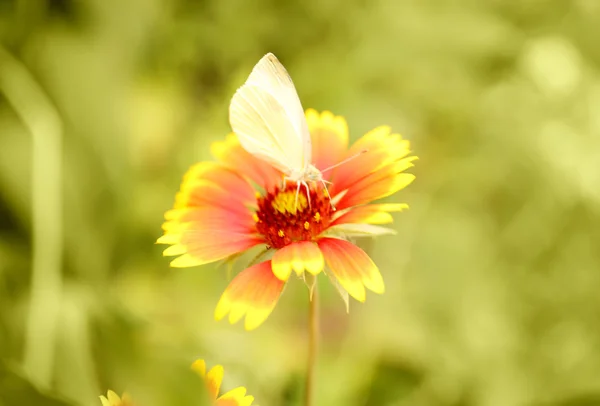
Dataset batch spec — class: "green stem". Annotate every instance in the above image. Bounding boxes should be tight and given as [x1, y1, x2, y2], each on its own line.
[304, 285, 319, 406]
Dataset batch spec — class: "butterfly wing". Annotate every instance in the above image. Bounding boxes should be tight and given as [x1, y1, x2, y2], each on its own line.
[229, 53, 311, 175]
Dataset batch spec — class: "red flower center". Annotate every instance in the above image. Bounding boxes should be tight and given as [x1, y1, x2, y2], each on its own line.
[254, 183, 333, 249]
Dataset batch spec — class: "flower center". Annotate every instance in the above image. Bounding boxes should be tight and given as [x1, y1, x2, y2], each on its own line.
[254, 183, 333, 249]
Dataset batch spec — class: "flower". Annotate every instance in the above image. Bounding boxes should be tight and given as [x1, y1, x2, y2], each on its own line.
[99, 360, 254, 406]
[99, 391, 135, 406]
[192, 359, 255, 406]
[158, 109, 417, 330]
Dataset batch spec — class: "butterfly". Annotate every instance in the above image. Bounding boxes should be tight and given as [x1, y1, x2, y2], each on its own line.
[229, 53, 364, 209]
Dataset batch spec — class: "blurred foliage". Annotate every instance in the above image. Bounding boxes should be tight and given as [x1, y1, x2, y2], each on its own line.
[0, 361, 73, 406]
[1, 0, 600, 405]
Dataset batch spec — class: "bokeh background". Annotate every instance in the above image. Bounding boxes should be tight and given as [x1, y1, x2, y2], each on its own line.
[2, 0, 600, 405]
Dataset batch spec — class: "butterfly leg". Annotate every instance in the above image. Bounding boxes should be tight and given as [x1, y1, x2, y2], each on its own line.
[320, 179, 336, 211]
[302, 181, 312, 208]
[294, 181, 302, 212]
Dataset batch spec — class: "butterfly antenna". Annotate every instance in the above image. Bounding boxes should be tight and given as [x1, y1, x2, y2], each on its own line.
[321, 149, 368, 174]
[318, 150, 367, 211]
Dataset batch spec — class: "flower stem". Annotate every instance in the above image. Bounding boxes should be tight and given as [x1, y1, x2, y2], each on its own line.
[305, 285, 319, 406]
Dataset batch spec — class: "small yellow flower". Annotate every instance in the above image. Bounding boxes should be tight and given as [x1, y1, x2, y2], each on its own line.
[99, 390, 135, 406]
[192, 359, 254, 406]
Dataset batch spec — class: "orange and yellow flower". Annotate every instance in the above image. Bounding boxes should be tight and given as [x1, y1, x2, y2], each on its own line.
[192, 359, 255, 406]
[100, 391, 134, 406]
[100, 359, 254, 406]
[158, 109, 417, 330]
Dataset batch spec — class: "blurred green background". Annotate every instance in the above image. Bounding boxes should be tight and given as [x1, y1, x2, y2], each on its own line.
[2, 0, 600, 405]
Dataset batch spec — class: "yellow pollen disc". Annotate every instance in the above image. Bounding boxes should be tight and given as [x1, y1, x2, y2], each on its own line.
[277, 229, 285, 237]
[304, 221, 310, 230]
[255, 191, 262, 199]
[252, 213, 259, 222]
[271, 191, 308, 215]
[314, 212, 321, 223]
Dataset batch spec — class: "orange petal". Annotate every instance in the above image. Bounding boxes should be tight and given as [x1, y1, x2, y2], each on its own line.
[317, 238, 384, 302]
[158, 163, 265, 268]
[306, 109, 349, 174]
[332, 203, 409, 226]
[175, 163, 256, 211]
[337, 172, 415, 210]
[331, 126, 415, 198]
[216, 387, 255, 406]
[173, 179, 253, 216]
[214, 261, 285, 330]
[158, 204, 264, 268]
[271, 242, 325, 281]
[164, 206, 256, 233]
[211, 133, 282, 192]
[167, 231, 264, 268]
[204, 365, 224, 400]
[333, 154, 416, 210]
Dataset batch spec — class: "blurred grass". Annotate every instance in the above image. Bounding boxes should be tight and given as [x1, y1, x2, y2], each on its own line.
[2, 0, 600, 405]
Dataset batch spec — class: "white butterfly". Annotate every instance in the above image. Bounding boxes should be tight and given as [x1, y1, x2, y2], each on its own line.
[229, 53, 364, 208]
[229, 53, 328, 207]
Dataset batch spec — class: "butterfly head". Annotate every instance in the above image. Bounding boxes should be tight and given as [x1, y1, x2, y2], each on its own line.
[303, 165, 323, 182]
[287, 165, 323, 183]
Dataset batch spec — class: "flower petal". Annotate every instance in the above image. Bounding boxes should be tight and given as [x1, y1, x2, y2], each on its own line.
[120, 394, 133, 405]
[158, 205, 264, 268]
[100, 390, 129, 406]
[158, 160, 267, 268]
[174, 162, 256, 212]
[191, 359, 206, 377]
[192, 360, 255, 405]
[217, 387, 255, 406]
[325, 224, 397, 238]
[163, 230, 263, 268]
[107, 391, 121, 405]
[162, 207, 256, 235]
[206, 365, 224, 400]
[336, 163, 416, 209]
[332, 203, 409, 226]
[272, 242, 325, 280]
[214, 261, 285, 330]
[317, 238, 384, 302]
[306, 109, 349, 174]
[330, 125, 416, 208]
[211, 133, 282, 191]
[172, 180, 252, 217]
